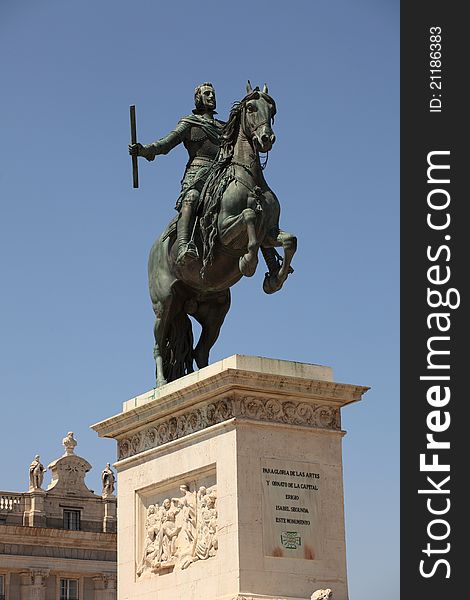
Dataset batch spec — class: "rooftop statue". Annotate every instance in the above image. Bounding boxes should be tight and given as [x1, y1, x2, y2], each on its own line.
[129, 82, 297, 386]
[29, 455, 46, 490]
[62, 431, 77, 455]
[101, 463, 116, 497]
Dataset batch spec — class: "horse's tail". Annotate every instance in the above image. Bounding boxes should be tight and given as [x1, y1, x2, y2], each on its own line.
[162, 309, 194, 382]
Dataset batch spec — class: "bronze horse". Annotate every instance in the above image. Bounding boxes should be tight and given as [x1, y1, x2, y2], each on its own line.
[148, 83, 297, 386]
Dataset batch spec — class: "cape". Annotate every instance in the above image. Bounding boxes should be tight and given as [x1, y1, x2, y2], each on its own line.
[179, 114, 224, 146]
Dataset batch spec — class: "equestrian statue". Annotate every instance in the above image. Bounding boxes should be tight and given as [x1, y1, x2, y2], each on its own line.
[129, 81, 297, 386]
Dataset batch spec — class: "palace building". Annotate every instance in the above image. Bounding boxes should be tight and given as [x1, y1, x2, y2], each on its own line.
[0, 433, 116, 600]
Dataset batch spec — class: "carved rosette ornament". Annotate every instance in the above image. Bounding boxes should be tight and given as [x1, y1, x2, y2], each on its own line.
[137, 484, 217, 576]
[118, 397, 341, 460]
[238, 397, 340, 429]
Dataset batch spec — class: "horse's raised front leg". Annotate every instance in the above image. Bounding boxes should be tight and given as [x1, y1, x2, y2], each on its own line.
[239, 207, 260, 277]
[262, 229, 297, 294]
[219, 207, 260, 277]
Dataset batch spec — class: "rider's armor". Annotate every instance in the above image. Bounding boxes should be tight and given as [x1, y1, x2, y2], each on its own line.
[141, 114, 224, 263]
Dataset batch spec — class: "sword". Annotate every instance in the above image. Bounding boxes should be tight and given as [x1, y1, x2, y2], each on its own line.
[129, 105, 139, 188]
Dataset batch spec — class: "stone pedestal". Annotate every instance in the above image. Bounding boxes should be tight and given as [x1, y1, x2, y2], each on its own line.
[92, 355, 368, 600]
[26, 490, 46, 528]
[103, 497, 117, 533]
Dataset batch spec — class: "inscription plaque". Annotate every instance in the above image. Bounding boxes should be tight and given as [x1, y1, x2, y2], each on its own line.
[261, 458, 322, 560]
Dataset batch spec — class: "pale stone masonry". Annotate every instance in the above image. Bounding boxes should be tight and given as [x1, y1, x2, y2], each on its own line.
[0, 434, 116, 600]
[92, 354, 369, 600]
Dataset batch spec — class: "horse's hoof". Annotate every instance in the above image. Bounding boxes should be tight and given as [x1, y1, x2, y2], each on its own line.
[239, 255, 258, 277]
[193, 349, 209, 370]
[263, 274, 281, 294]
[156, 377, 168, 388]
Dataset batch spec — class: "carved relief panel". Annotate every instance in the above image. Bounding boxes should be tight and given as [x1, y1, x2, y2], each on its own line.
[136, 467, 217, 576]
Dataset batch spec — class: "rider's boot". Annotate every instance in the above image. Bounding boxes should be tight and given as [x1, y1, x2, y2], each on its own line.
[176, 200, 199, 265]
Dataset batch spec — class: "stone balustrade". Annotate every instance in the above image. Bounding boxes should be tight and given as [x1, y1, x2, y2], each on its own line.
[0, 492, 24, 512]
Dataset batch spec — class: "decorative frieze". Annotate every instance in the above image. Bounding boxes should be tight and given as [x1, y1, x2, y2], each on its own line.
[238, 396, 340, 430]
[118, 399, 234, 460]
[118, 396, 341, 460]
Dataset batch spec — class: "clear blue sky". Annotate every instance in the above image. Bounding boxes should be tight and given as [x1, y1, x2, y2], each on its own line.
[0, 1, 399, 597]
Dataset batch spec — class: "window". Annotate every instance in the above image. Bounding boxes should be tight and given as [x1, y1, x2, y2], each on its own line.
[63, 509, 81, 531]
[60, 579, 78, 600]
[0, 575, 5, 600]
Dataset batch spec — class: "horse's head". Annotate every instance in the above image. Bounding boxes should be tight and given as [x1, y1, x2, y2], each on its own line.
[241, 81, 276, 153]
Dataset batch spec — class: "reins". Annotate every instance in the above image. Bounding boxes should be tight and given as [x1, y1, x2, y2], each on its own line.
[242, 107, 272, 171]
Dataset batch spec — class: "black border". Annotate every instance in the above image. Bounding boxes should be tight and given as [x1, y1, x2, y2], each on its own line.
[401, 2, 466, 595]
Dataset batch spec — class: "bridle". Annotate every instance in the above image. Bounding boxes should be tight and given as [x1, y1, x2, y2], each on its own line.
[242, 100, 274, 171]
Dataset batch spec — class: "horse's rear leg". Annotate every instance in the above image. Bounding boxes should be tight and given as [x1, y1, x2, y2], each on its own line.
[192, 291, 231, 369]
[153, 302, 170, 387]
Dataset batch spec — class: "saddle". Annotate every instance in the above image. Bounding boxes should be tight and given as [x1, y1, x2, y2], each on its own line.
[159, 159, 236, 269]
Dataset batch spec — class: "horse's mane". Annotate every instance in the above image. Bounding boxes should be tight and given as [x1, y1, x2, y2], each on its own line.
[200, 90, 276, 276]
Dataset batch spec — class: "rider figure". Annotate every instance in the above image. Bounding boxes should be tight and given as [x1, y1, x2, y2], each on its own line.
[129, 83, 224, 265]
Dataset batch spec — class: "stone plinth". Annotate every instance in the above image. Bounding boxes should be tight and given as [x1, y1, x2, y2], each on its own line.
[91, 355, 368, 600]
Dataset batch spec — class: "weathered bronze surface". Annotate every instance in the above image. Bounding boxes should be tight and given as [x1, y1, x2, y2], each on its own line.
[129, 82, 297, 386]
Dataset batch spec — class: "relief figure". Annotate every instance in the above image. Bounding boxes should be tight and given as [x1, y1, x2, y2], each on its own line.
[138, 483, 218, 576]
